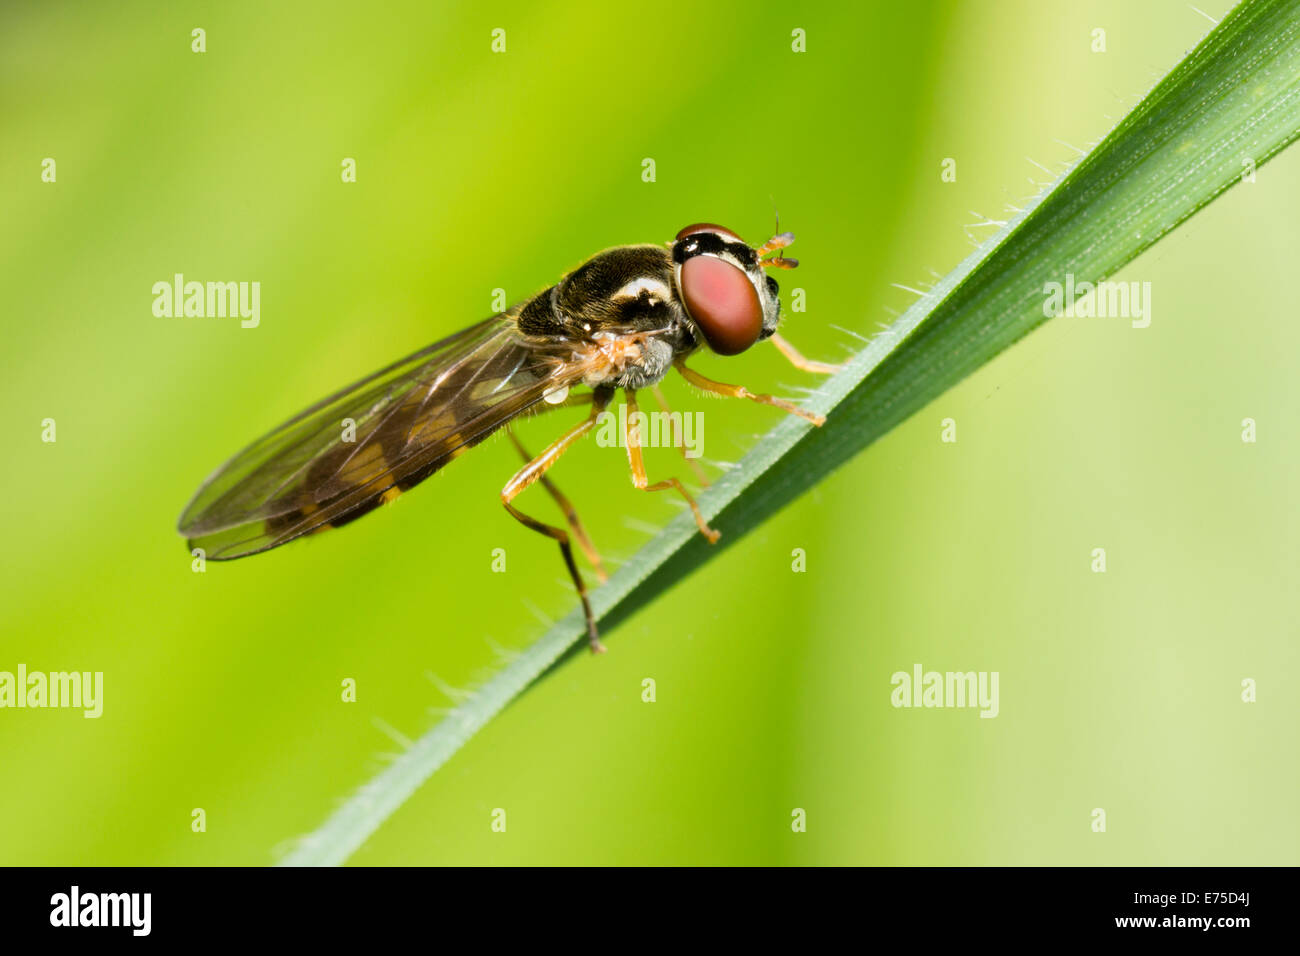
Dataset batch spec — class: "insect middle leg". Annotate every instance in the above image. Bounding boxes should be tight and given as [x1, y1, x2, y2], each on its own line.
[501, 389, 612, 653]
[505, 427, 608, 583]
[649, 383, 710, 487]
[674, 358, 827, 427]
[622, 388, 720, 544]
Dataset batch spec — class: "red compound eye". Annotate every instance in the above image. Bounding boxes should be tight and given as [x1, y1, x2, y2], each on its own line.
[679, 255, 763, 356]
[676, 222, 743, 242]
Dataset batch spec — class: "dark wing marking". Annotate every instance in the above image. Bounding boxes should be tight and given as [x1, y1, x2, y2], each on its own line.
[178, 314, 575, 559]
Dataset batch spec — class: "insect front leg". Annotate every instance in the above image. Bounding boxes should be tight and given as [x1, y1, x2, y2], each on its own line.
[673, 358, 827, 427]
[622, 388, 720, 544]
[501, 389, 612, 653]
[505, 426, 608, 583]
[769, 332, 843, 375]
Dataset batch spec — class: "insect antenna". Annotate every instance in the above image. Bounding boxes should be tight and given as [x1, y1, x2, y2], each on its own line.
[756, 215, 799, 269]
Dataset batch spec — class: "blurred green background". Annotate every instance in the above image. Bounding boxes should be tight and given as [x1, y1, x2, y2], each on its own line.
[2, 0, 1296, 865]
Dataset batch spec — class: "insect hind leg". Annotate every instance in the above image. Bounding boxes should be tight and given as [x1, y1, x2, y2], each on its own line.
[506, 426, 608, 583]
[500, 391, 611, 652]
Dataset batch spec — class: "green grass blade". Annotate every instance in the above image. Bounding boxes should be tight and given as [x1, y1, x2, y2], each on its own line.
[279, 0, 1300, 867]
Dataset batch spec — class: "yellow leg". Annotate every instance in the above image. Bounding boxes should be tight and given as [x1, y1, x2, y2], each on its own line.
[501, 392, 611, 652]
[649, 383, 710, 487]
[770, 332, 843, 375]
[623, 388, 720, 543]
[674, 359, 826, 427]
[506, 427, 608, 583]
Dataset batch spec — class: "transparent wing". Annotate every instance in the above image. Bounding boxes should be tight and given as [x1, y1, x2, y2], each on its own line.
[178, 314, 574, 559]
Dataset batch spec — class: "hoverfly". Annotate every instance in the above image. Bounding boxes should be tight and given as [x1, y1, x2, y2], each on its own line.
[178, 223, 838, 651]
